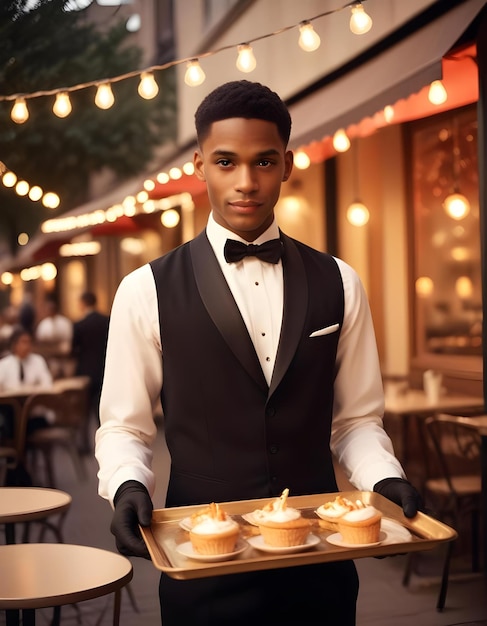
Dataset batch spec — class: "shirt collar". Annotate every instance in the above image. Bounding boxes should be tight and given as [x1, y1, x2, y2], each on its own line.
[206, 212, 280, 265]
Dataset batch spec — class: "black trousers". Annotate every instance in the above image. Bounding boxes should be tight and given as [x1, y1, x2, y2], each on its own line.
[159, 560, 358, 625]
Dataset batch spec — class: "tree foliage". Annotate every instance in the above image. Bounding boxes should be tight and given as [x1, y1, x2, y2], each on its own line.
[0, 0, 176, 251]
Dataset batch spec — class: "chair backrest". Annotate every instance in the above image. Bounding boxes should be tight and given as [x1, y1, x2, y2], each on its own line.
[424, 413, 481, 496]
[0, 397, 24, 459]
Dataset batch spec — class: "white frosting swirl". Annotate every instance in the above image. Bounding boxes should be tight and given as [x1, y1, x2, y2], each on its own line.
[342, 506, 379, 522]
[191, 517, 238, 535]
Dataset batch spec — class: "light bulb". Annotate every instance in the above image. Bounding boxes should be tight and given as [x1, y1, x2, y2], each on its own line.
[298, 22, 321, 52]
[11, 98, 29, 124]
[184, 60, 205, 87]
[29, 185, 43, 201]
[2, 171, 17, 187]
[236, 44, 257, 73]
[428, 80, 447, 105]
[138, 72, 159, 99]
[350, 3, 372, 35]
[161, 209, 180, 228]
[347, 201, 370, 226]
[383, 105, 394, 123]
[53, 92, 72, 118]
[332, 129, 350, 152]
[42, 192, 60, 209]
[294, 151, 311, 169]
[15, 180, 29, 196]
[95, 83, 115, 109]
[443, 192, 470, 220]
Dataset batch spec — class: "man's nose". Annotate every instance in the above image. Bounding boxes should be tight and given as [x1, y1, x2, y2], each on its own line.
[235, 166, 258, 193]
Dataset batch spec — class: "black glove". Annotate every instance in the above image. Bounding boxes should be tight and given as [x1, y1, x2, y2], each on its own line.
[373, 477, 422, 518]
[111, 480, 153, 559]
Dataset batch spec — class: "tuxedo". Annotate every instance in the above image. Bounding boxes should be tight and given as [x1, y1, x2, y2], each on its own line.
[150, 231, 358, 625]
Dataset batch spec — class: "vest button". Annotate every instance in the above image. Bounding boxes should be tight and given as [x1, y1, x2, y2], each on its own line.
[269, 444, 279, 454]
[266, 406, 276, 417]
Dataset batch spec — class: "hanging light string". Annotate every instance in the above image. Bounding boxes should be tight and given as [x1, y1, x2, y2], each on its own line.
[0, 1, 371, 116]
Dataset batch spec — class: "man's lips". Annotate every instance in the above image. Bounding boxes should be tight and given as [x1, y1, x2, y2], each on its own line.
[229, 200, 261, 208]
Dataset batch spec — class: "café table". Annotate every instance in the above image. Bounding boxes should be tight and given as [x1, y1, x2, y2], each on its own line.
[0, 543, 133, 626]
[384, 388, 485, 469]
[0, 486, 71, 544]
[0, 376, 90, 402]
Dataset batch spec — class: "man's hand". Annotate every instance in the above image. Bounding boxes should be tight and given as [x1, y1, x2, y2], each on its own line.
[373, 477, 422, 518]
[111, 480, 153, 559]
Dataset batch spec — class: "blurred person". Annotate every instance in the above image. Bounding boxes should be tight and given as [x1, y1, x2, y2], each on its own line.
[19, 292, 36, 334]
[0, 305, 19, 355]
[35, 294, 73, 377]
[96, 81, 421, 625]
[71, 291, 109, 450]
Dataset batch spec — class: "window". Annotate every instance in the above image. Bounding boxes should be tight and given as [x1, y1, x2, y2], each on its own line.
[410, 105, 481, 364]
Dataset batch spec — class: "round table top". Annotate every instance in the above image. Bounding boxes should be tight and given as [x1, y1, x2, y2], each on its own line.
[0, 543, 133, 609]
[0, 487, 72, 524]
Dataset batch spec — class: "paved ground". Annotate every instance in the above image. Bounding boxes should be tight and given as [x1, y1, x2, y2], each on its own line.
[1, 418, 486, 625]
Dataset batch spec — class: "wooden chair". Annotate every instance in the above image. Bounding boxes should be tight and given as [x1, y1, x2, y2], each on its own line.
[25, 390, 87, 489]
[403, 413, 481, 610]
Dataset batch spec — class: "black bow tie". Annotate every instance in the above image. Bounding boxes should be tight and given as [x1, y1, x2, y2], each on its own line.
[224, 238, 283, 264]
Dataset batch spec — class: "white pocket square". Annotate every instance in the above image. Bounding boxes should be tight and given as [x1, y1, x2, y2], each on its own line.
[309, 323, 340, 338]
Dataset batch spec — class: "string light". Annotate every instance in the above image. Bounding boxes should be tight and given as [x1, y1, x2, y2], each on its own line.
[349, 3, 373, 35]
[294, 150, 311, 169]
[95, 83, 115, 109]
[236, 44, 257, 73]
[428, 80, 447, 105]
[2, 171, 17, 187]
[1, 2, 371, 118]
[184, 60, 206, 86]
[347, 201, 370, 226]
[138, 72, 159, 99]
[383, 105, 394, 123]
[298, 22, 321, 52]
[11, 98, 29, 124]
[15, 180, 30, 196]
[53, 92, 72, 118]
[42, 192, 60, 209]
[28, 185, 43, 201]
[332, 129, 351, 152]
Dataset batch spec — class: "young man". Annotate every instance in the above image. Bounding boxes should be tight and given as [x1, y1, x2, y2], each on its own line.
[96, 81, 421, 625]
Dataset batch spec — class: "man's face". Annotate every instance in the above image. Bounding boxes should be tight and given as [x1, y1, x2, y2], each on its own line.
[13, 333, 33, 359]
[194, 118, 293, 241]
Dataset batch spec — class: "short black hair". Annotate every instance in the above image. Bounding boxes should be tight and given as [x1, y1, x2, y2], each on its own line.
[9, 325, 32, 350]
[195, 80, 292, 146]
[80, 291, 97, 307]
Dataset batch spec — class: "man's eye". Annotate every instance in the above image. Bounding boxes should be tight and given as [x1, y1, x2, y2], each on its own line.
[258, 159, 272, 167]
[216, 159, 232, 167]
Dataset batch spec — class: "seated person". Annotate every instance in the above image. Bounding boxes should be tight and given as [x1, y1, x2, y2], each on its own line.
[0, 326, 54, 439]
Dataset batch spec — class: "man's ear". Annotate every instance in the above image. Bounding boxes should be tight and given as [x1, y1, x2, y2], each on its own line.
[282, 150, 294, 182]
[194, 150, 205, 181]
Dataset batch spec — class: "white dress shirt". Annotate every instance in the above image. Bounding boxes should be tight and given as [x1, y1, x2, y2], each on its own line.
[96, 214, 405, 503]
[0, 353, 53, 389]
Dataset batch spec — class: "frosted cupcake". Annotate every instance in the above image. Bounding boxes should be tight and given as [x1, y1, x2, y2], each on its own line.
[337, 504, 382, 544]
[189, 502, 240, 555]
[315, 496, 356, 531]
[253, 488, 311, 547]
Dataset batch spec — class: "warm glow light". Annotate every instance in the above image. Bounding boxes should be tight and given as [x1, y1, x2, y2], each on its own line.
[346, 202, 370, 226]
[2, 171, 17, 187]
[349, 3, 372, 35]
[416, 276, 434, 297]
[42, 192, 60, 209]
[18, 232, 29, 245]
[95, 83, 115, 109]
[184, 60, 206, 86]
[138, 72, 159, 99]
[169, 167, 182, 180]
[161, 209, 180, 228]
[383, 105, 394, 123]
[182, 161, 195, 175]
[53, 92, 72, 118]
[157, 172, 170, 184]
[40, 262, 57, 281]
[428, 80, 447, 105]
[332, 129, 350, 152]
[143, 179, 156, 191]
[136, 190, 149, 203]
[11, 98, 29, 124]
[298, 22, 321, 52]
[236, 44, 257, 72]
[121, 237, 146, 255]
[142, 200, 156, 213]
[456, 276, 473, 299]
[294, 151, 311, 169]
[29, 185, 43, 201]
[1, 272, 13, 286]
[443, 192, 470, 220]
[15, 180, 29, 196]
[60, 241, 101, 257]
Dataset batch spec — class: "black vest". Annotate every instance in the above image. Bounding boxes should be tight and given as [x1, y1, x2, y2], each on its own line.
[150, 231, 344, 507]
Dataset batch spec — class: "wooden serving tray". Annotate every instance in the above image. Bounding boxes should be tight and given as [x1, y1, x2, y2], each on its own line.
[140, 490, 457, 580]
